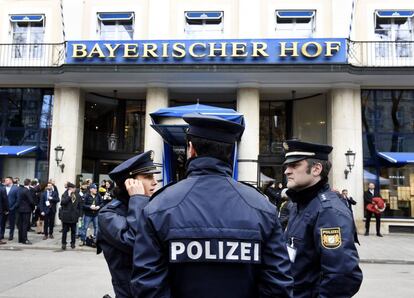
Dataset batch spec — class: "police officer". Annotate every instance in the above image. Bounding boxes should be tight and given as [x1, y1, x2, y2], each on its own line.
[283, 140, 363, 298]
[130, 113, 293, 298]
[97, 151, 159, 298]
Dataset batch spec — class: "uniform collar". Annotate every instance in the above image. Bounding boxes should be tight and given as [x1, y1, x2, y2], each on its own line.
[186, 157, 233, 178]
[286, 178, 329, 206]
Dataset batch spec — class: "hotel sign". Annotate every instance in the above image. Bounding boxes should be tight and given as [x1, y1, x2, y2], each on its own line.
[66, 38, 347, 64]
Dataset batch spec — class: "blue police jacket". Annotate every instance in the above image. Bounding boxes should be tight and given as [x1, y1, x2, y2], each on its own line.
[131, 157, 293, 298]
[285, 181, 363, 298]
[97, 194, 150, 298]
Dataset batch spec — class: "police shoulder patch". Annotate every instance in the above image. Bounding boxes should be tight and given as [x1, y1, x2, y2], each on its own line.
[320, 227, 342, 249]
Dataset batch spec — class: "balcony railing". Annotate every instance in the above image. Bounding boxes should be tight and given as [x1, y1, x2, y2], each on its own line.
[0, 40, 414, 68]
[0, 43, 65, 67]
[348, 40, 414, 67]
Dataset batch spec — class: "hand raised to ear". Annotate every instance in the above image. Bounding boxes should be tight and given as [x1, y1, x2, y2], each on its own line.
[125, 179, 145, 196]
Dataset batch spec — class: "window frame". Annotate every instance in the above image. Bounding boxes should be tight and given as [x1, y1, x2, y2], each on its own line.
[184, 11, 224, 36]
[97, 12, 135, 40]
[275, 10, 316, 38]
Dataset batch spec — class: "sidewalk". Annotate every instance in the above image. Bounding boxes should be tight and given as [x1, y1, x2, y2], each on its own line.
[2, 227, 414, 264]
[0, 226, 96, 252]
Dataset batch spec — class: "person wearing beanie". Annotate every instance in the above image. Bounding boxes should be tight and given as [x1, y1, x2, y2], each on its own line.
[79, 183, 103, 246]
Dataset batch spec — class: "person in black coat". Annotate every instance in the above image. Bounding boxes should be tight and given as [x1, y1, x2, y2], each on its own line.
[39, 182, 60, 239]
[265, 182, 284, 208]
[0, 186, 9, 245]
[17, 179, 35, 244]
[60, 182, 81, 250]
[0, 177, 20, 241]
[364, 182, 382, 237]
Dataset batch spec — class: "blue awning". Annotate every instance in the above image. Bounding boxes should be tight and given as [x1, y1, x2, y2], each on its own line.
[185, 12, 223, 20]
[150, 125, 188, 146]
[276, 11, 315, 18]
[0, 146, 37, 156]
[378, 152, 414, 164]
[97, 12, 134, 21]
[376, 10, 414, 18]
[9, 15, 44, 22]
[151, 104, 244, 125]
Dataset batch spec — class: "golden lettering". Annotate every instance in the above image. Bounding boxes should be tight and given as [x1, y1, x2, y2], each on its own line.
[231, 42, 248, 57]
[189, 43, 207, 58]
[279, 42, 299, 57]
[142, 43, 159, 58]
[72, 44, 87, 58]
[162, 43, 169, 58]
[301, 42, 323, 58]
[325, 41, 341, 57]
[252, 42, 269, 57]
[172, 43, 186, 58]
[208, 42, 227, 57]
[124, 44, 139, 58]
[87, 43, 105, 58]
[104, 44, 121, 58]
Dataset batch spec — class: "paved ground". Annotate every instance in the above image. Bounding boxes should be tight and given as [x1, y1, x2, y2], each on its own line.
[1, 228, 414, 297]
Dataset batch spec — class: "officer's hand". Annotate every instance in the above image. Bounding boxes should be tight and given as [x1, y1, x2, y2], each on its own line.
[125, 179, 145, 196]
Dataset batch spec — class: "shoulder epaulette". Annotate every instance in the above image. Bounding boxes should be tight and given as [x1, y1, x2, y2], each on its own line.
[239, 181, 266, 196]
[318, 192, 334, 208]
[150, 181, 178, 201]
[108, 199, 122, 208]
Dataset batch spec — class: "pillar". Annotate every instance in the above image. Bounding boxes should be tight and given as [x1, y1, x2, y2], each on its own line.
[237, 88, 260, 184]
[49, 87, 84, 225]
[144, 87, 168, 168]
[328, 88, 364, 230]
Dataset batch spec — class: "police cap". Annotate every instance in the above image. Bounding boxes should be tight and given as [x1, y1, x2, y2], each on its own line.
[183, 113, 244, 144]
[109, 150, 160, 186]
[283, 139, 333, 165]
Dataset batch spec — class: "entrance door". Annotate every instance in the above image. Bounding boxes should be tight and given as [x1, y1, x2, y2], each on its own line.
[258, 101, 291, 188]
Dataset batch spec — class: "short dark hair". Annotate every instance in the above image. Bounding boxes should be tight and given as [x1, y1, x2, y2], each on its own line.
[24, 178, 31, 186]
[186, 135, 234, 165]
[305, 158, 332, 179]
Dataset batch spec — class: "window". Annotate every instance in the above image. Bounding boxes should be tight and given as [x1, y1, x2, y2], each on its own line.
[184, 11, 224, 37]
[275, 10, 315, 38]
[375, 10, 414, 58]
[10, 15, 45, 58]
[98, 12, 134, 40]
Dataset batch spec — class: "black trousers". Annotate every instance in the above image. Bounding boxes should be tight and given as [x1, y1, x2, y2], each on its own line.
[18, 212, 31, 243]
[365, 211, 381, 234]
[0, 209, 16, 239]
[43, 212, 56, 236]
[62, 223, 76, 245]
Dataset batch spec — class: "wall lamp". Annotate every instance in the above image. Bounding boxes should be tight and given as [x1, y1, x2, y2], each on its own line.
[54, 145, 65, 173]
[344, 149, 356, 179]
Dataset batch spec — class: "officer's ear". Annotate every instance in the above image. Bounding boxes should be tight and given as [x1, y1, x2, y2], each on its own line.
[311, 162, 323, 177]
[187, 141, 197, 158]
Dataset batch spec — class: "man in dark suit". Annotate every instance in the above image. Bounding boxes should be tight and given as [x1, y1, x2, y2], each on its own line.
[0, 184, 9, 244]
[364, 182, 382, 237]
[0, 176, 20, 241]
[17, 179, 35, 244]
[39, 182, 60, 239]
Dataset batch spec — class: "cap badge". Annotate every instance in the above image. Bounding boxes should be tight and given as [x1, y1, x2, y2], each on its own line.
[150, 151, 154, 161]
[283, 142, 289, 151]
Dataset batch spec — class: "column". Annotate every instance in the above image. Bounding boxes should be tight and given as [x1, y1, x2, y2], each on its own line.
[237, 88, 260, 184]
[144, 87, 168, 167]
[49, 86, 84, 198]
[328, 88, 364, 230]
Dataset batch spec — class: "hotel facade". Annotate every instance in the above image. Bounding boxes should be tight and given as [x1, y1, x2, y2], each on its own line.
[1, 0, 414, 233]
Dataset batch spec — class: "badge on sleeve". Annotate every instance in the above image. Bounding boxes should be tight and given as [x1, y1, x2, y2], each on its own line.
[321, 227, 342, 249]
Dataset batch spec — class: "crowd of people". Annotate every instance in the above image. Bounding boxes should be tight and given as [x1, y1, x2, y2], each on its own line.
[0, 176, 115, 248]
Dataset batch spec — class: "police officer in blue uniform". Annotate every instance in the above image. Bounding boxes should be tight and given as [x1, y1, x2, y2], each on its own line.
[98, 151, 159, 298]
[283, 140, 363, 298]
[130, 113, 293, 298]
